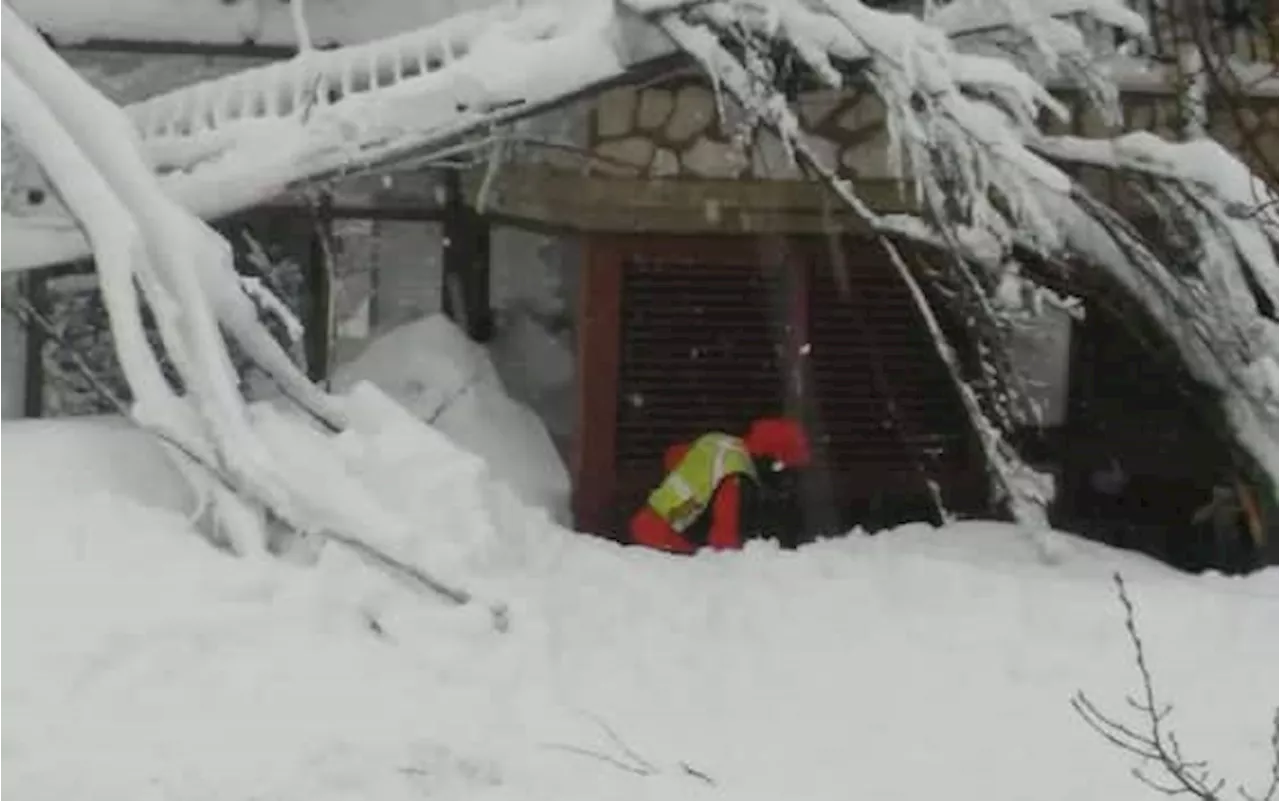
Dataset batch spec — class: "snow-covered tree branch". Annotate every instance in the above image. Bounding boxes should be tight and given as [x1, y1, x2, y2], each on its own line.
[1, 4, 505, 625]
[627, 0, 1277, 535]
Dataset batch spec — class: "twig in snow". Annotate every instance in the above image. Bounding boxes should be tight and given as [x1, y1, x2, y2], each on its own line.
[425, 370, 483, 425]
[583, 708, 659, 774]
[1240, 716, 1279, 801]
[544, 709, 714, 786]
[542, 743, 655, 776]
[318, 527, 510, 633]
[680, 761, 717, 785]
[1072, 572, 1278, 801]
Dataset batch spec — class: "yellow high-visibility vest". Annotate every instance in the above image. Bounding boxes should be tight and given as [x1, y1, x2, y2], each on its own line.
[646, 433, 758, 533]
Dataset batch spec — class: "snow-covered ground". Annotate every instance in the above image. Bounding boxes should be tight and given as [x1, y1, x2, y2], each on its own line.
[3, 407, 1276, 801]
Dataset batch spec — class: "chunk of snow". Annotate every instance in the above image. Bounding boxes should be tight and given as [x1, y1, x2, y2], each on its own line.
[331, 315, 571, 524]
[487, 309, 577, 455]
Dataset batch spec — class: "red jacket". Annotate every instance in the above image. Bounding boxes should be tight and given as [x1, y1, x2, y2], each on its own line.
[628, 418, 811, 554]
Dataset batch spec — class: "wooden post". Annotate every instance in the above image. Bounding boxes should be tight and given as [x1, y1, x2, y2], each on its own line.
[442, 170, 493, 342]
[469, 221, 493, 343]
[22, 271, 47, 418]
[305, 195, 334, 385]
[572, 237, 622, 535]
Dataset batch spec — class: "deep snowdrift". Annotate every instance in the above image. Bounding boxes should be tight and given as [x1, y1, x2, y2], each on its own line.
[2, 413, 1276, 801]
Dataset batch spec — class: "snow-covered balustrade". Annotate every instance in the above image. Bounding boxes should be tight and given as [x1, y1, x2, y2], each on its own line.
[2, 1, 665, 272]
[126, 11, 493, 157]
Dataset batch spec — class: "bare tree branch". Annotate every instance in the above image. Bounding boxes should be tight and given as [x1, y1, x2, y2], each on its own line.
[544, 708, 715, 785]
[1074, 572, 1278, 801]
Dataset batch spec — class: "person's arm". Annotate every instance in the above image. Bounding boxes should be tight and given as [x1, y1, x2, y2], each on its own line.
[707, 475, 743, 550]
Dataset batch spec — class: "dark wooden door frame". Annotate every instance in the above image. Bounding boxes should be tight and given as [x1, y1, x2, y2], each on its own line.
[572, 233, 813, 535]
[571, 232, 992, 535]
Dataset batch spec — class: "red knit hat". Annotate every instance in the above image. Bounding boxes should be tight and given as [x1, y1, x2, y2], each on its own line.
[744, 418, 812, 468]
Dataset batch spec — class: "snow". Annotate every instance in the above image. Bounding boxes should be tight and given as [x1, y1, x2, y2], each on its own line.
[0, 415, 195, 512]
[1054, 133, 1280, 305]
[930, 0, 1146, 41]
[487, 309, 577, 457]
[3, 413, 1277, 800]
[4, 23, 1275, 799]
[331, 315, 572, 524]
[11, 0, 501, 48]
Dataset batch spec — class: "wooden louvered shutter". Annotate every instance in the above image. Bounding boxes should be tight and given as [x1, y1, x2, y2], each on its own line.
[612, 255, 793, 528]
[804, 243, 984, 514]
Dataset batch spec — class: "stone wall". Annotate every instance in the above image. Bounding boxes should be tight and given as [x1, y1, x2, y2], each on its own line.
[588, 78, 895, 182]
[589, 76, 1279, 188]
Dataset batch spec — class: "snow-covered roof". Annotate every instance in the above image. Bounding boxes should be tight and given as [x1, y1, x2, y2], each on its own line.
[10, 0, 504, 48]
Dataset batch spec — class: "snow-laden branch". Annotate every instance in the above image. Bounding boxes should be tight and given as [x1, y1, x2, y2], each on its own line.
[3, 0, 642, 273]
[634, 0, 1277, 520]
[2, 6, 506, 624]
[0, 0, 1142, 275]
[643, 5, 1062, 539]
[1, 58, 265, 552]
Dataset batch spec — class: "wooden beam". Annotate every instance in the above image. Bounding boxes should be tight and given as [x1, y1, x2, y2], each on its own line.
[273, 171, 447, 219]
[56, 37, 302, 59]
[573, 237, 623, 535]
[304, 197, 334, 384]
[442, 171, 494, 342]
[21, 271, 47, 418]
[462, 164, 915, 235]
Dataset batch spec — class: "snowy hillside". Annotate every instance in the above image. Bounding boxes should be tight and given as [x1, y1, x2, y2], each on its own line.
[3, 412, 1275, 801]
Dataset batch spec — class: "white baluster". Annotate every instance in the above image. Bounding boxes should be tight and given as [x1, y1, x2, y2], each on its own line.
[366, 49, 381, 91]
[191, 82, 213, 133]
[130, 103, 154, 139]
[210, 83, 229, 128]
[160, 97, 182, 137]
[204, 81, 225, 128]
[261, 71, 281, 117]
[173, 92, 194, 136]
[340, 59, 355, 97]
[315, 74, 332, 108]
[292, 69, 307, 116]
[392, 47, 405, 84]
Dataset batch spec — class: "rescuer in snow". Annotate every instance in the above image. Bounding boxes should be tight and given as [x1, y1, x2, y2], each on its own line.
[627, 417, 813, 554]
